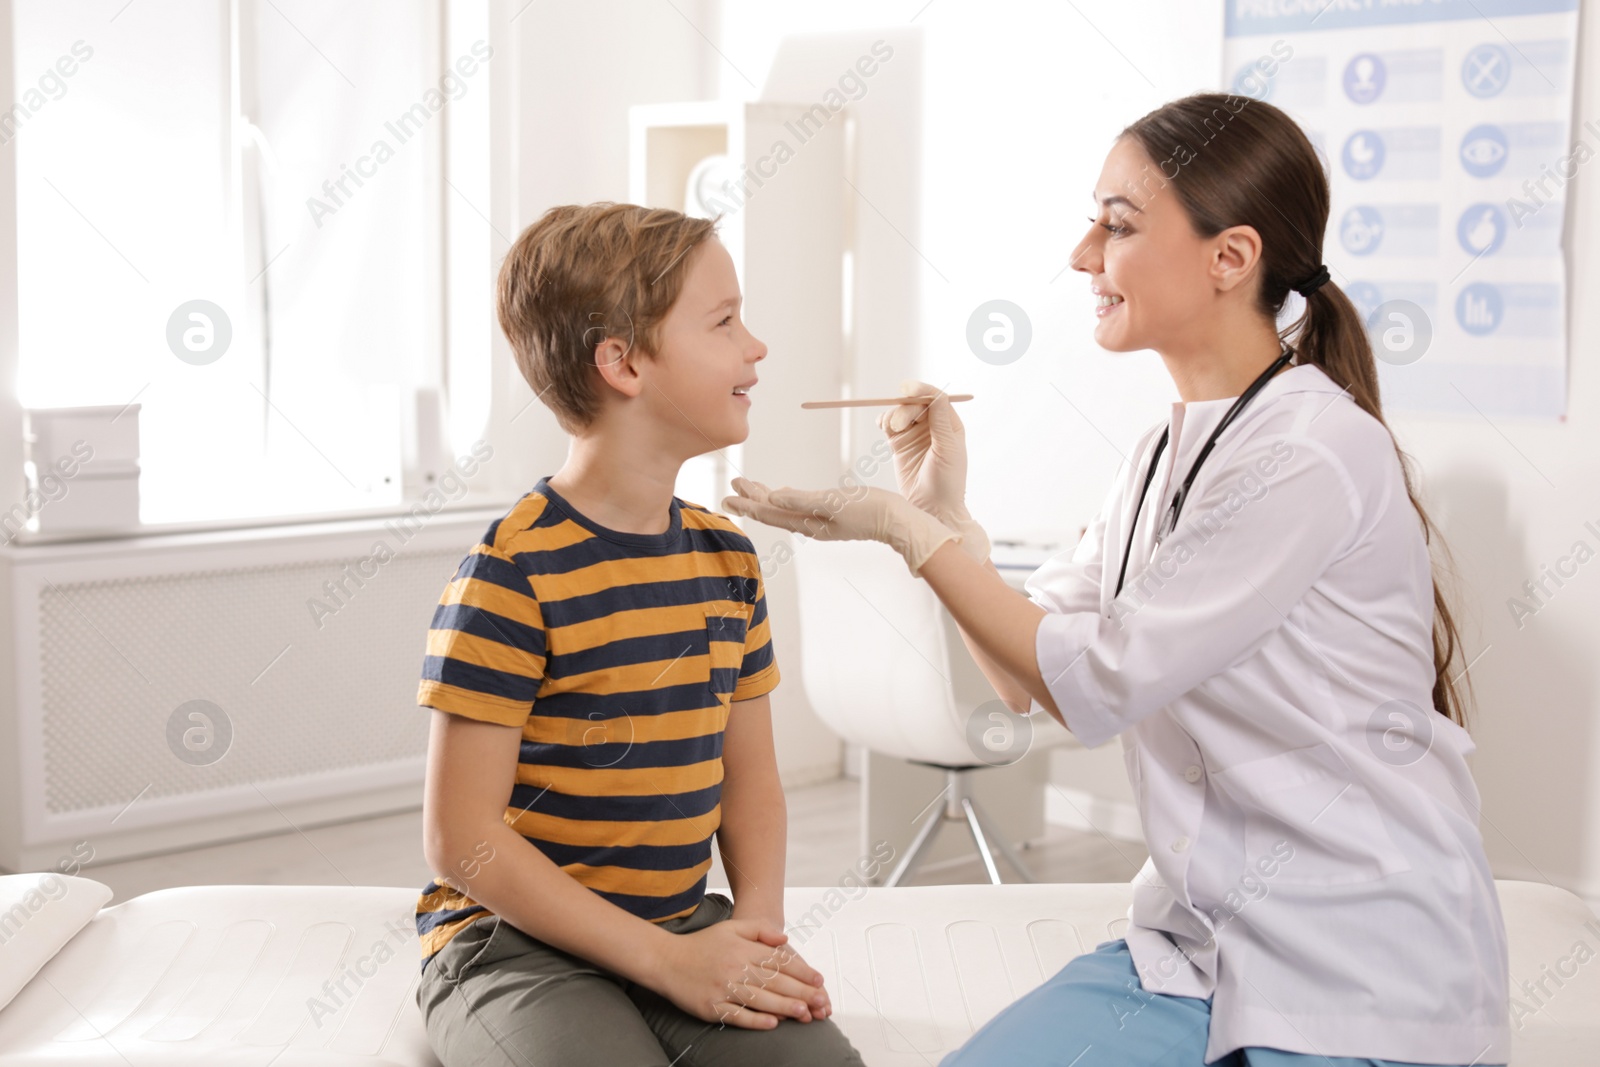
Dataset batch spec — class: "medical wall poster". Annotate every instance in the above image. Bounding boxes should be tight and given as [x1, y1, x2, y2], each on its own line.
[1223, 0, 1580, 420]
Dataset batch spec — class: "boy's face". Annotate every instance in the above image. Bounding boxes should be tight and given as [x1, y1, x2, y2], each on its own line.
[640, 238, 766, 453]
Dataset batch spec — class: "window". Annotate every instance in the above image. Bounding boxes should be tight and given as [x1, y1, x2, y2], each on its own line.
[13, 0, 490, 525]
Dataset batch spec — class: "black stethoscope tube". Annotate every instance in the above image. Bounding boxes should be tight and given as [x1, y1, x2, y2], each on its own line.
[1113, 350, 1295, 599]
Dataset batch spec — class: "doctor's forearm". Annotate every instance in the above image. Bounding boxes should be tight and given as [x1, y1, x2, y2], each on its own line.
[956, 616, 1034, 716]
[917, 541, 1063, 722]
[952, 558, 1041, 715]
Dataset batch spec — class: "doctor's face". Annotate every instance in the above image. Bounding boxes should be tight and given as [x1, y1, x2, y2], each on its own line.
[1070, 137, 1219, 355]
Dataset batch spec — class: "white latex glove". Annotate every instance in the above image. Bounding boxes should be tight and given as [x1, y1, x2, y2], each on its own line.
[721, 477, 963, 576]
[877, 380, 991, 564]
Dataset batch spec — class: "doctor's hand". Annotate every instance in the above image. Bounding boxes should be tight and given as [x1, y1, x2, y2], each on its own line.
[880, 380, 968, 513]
[878, 380, 992, 564]
[721, 476, 963, 576]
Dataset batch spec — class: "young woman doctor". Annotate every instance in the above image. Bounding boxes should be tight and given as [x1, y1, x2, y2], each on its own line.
[723, 94, 1511, 1067]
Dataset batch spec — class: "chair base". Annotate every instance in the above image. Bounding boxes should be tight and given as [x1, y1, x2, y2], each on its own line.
[884, 764, 1037, 886]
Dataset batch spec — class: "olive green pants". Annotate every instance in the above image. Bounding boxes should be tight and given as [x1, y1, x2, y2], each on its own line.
[415, 891, 866, 1067]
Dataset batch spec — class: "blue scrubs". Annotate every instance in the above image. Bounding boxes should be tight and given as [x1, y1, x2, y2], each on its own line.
[939, 940, 1506, 1067]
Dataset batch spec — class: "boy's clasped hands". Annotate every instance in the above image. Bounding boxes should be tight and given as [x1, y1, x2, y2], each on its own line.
[723, 380, 993, 574]
[652, 915, 832, 1029]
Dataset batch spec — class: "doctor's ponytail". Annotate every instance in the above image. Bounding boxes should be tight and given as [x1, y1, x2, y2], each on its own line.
[1123, 93, 1470, 728]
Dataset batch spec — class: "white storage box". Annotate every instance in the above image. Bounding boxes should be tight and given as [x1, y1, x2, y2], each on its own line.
[24, 404, 140, 468]
[23, 405, 141, 535]
[34, 465, 140, 533]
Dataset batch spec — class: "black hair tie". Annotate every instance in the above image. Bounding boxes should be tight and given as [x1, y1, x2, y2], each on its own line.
[1292, 264, 1330, 297]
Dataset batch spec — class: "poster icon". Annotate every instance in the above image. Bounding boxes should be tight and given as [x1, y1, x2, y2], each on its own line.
[1456, 283, 1504, 335]
[1461, 44, 1511, 98]
[1343, 53, 1387, 104]
[1340, 206, 1385, 255]
[1341, 131, 1386, 180]
[1457, 204, 1506, 257]
[1459, 124, 1509, 177]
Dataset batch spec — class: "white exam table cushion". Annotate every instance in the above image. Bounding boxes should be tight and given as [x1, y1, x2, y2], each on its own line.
[0, 880, 1593, 1065]
[0, 874, 112, 1015]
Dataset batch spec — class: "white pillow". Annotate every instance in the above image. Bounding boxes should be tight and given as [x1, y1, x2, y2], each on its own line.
[0, 872, 113, 1013]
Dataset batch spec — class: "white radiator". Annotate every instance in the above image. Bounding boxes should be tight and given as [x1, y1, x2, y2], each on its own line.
[0, 508, 504, 872]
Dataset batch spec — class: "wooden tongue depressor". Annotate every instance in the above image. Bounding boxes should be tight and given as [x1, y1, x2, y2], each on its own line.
[800, 394, 974, 409]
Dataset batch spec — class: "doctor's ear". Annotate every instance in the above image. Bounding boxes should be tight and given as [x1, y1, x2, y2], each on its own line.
[1209, 224, 1264, 294]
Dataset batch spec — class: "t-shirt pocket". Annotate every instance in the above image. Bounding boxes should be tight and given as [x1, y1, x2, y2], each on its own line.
[704, 613, 748, 706]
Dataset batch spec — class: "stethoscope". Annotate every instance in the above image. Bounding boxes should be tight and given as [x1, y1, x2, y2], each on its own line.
[1113, 349, 1296, 599]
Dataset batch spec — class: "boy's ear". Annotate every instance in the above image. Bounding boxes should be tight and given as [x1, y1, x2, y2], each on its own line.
[591, 335, 645, 400]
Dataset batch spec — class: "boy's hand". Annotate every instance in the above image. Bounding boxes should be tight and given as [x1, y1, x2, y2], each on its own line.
[650, 919, 830, 1029]
[769, 940, 832, 1020]
[728, 909, 832, 1019]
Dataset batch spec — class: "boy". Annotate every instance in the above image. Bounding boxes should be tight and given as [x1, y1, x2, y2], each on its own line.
[413, 202, 865, 1066]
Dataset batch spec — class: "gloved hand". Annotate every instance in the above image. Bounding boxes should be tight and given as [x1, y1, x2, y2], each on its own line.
[721, 477, 964, 576]
[878, 380, 991, 564]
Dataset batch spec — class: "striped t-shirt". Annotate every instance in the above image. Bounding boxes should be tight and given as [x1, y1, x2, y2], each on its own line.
[413, 475, 780, 970]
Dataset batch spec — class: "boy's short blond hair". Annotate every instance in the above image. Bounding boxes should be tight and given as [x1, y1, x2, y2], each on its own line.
[496, 202, 718, 432]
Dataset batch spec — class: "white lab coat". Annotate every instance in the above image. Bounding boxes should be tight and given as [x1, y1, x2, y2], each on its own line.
[1025, 364, 1510, 1064]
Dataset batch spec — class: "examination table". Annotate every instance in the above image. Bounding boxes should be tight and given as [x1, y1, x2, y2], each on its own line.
[0, 876, 1595, 1065]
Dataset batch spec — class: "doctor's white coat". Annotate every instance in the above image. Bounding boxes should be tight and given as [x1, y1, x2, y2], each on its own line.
[1025, 363, 1511, 1064]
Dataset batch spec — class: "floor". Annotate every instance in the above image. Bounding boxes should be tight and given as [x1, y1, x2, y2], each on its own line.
[81, 776, 1149, 906]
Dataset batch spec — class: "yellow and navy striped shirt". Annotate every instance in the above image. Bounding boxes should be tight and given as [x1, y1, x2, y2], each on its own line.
[413, 476, 780, 969]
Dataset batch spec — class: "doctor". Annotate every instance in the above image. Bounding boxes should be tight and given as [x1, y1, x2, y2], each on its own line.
[723, 93, 1510, 1066]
